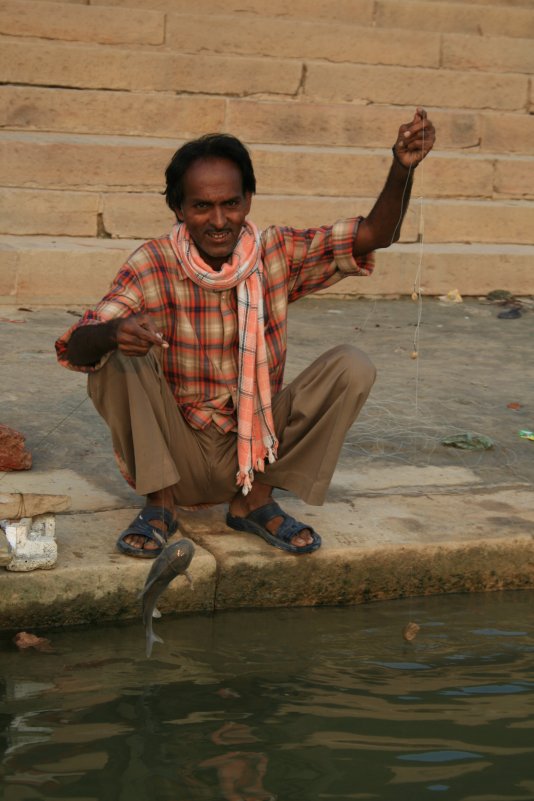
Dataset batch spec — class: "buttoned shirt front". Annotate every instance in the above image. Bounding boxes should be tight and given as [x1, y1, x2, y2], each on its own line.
[55, 218, 374, 433]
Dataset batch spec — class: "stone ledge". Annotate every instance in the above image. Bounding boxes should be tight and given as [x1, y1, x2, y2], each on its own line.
[3, 487, 531, 630]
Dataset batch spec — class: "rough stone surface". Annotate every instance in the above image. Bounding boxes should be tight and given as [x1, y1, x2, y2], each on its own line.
[0, 86, 226, 139]
[494, 160, 534, 199]
[226, 101, 481, 150]
[480, 113, 534, 155]
[0, 187, 99, 236]
[1, 300, 534, 628]
[0, 424, 32, 471]
[3, 513, 58, 571]
[0, 38, 303, 95]
[0, 0, 165, 45]
[442, 32, 534, 74]
[0, 493, 70, 518]
[164, 13, 440, 67]
[304, 62, 529, 111]
[0, 510, 216, 628]
[374, 0, 534, 38]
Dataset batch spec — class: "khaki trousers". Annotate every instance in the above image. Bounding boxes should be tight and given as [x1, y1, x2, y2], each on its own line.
[88, 345, 376, 507]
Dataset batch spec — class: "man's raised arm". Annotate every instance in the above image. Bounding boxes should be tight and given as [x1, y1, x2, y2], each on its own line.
[66, 314, 168, 366]
[353, 107, 435, 257]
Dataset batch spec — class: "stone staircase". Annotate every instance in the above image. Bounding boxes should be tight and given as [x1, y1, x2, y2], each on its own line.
[1, 0, 533, 304]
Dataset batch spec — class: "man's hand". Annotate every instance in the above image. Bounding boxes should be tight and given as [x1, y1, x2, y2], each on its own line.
[392, 107, 435, 170]
[116, 313, 169, 357]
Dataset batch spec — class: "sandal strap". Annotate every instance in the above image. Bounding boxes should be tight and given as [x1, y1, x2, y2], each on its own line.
[247, 501, 309, 546]
[138, 505, 179, 534]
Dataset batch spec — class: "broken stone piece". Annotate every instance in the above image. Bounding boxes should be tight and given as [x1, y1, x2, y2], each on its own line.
[2, 514, 57, 571]
[0, 424, 32, 471]
[0, 493, 70, 519]
[402, 621, 420, 642]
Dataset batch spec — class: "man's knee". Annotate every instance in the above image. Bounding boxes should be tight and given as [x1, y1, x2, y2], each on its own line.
[327, 344, 376, 392]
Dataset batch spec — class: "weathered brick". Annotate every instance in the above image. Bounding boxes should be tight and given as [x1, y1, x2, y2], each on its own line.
[442, 33, 534, 74]
[494, 160, 534, 199]
[0, 188, 99, 236]
[304, 62, 528, 111]
[94, 0, 374, 25]
[0, 246, 18, 302]
[328, 244, 534, 297]
[226, 100, 480, 150]
[4, 236, 136, 305]
[0, 38, 302, 95]
[421, 199, 534, 245]
[375, 0, 534, 39]
[4, 237, 532, 302]
[2, 133, 175, 191]
[0, 86, 226, 138]
[165, 13, 439, 68]
[251, 148, 494, 199]
[0, 0, 164, 46]
[480, 112, 534, 155]
[102, 193, 175, 239]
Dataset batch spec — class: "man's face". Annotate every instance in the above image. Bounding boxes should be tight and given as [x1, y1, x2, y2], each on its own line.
[177, 156, 252, 270]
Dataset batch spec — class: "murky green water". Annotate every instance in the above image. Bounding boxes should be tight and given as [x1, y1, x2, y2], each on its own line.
[1, 591, 534, 800]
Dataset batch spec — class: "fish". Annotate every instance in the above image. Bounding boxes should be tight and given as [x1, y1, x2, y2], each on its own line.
[140, 539, 194, 658]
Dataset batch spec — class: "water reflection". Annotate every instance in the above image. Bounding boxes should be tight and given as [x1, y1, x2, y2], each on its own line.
[1, 592, 534, 800]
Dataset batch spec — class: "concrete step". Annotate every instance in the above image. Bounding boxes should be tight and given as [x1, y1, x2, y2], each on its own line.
[4, 131, 534, 201]
[374, 0, 534, 38]
[3, 87, 533, 157]
[1, 36, 530, 110]
[62, 0, 534, 39]
[0, 0, 165, 46]
[3, 187, 534, 248]
[2, 235, 533, 305]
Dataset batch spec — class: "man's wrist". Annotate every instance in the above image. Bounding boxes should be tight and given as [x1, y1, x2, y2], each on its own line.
[391, 145, 413, 172]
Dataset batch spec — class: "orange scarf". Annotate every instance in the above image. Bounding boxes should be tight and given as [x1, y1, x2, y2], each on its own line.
[170, 221, 278, 494]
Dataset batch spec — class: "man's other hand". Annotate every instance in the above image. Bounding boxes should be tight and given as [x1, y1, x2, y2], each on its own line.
[392, 107, 435, 170]
[116, 313, 169, 357]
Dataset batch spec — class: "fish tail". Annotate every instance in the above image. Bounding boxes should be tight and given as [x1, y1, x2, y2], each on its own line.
[146, 629, 164, 658]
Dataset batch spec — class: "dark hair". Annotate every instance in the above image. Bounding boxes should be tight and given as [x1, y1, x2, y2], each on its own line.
[164, 133, 256, 212]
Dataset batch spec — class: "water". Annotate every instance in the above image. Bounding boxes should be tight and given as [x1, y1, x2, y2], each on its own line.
[1, 591, 534, 801]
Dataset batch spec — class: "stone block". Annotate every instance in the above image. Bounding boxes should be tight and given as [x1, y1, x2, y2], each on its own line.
[2, 133, 171, 191]
[442, 33, 534, 74]
[0, 86, 226, 139]
[165, 12, 440, 67]
[420, 200, 534, 245]
[2, 514, 58, 571]
[0, 246, 18, 302]
[0, 493, 70, 519]
[0, 0, 164, 45]
[0, 424, 32, 471]
[375, 0, 534, 39]
[0, 235, 137, 304]
[494, 160, 534, 199]
[0, 188, 99, 236]
[481, 113, 534, 155]
[102, 192, 175, 239]
[252, 148, 494, 199]
[330, 243, 534, 297]
[93, 0, 374, 25]
[0, 38, 302, 95]
[0, 510, 217, 628]
[226, 100, 481, 150]
[304, 62, 529, 111]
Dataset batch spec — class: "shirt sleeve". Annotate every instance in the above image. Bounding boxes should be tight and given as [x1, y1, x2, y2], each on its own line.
[278, 217, 375, 302]
[54, 261, 144, 373]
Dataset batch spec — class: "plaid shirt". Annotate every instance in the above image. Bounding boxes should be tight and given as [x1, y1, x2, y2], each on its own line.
[56, 218, 374, 433]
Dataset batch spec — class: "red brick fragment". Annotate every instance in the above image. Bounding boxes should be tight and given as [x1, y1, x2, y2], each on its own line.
[0, 424, 32, 471]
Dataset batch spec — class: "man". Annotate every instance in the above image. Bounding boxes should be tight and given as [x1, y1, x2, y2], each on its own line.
[56, 108, 435, 558]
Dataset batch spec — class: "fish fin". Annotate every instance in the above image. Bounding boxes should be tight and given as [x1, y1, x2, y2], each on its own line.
[152, 607, 162, 619]
[184, 570, 194, 590]
[146, 631, 164, 659]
